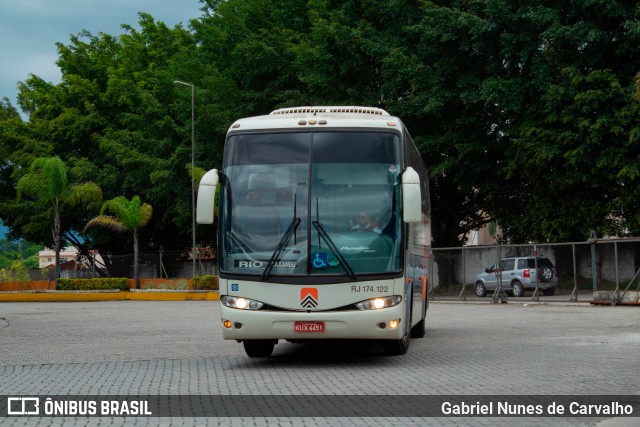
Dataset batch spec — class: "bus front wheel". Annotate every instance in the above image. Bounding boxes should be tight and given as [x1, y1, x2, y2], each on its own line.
[382, 326, 410, 356]
[243, 339, 276, 357]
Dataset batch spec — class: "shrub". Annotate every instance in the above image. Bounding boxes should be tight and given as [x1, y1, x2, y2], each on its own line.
[57, 278, 129, 291]
[148, 280, 189, 290]
[173, 279, 189, 290]
[191, 275, 218, 290]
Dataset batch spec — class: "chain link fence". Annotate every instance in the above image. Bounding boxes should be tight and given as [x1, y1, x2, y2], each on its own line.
[25, 248, 217, 281]
[429, 238, 640, 301]
[16, 239, 640, 302]
[95, 250, 218, 279]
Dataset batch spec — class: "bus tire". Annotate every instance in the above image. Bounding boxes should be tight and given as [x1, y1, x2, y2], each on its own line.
[243, 340, 276, 357]
[383, 324, 411, 356]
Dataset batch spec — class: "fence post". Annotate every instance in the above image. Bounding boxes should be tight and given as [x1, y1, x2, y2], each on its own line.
[590, 232, 598, 292]
[159, 247, 169, 279]
[612, 241, 620, 304]
[458, 247, 466, 300]
[491, 244, 507, 303]
[531, 245, 540, 302]
[615, 241, 619, 287]
[570, 243, 578, 302]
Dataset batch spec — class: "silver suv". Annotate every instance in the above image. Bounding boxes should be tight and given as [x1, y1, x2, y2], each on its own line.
[474, 256, 558, 297]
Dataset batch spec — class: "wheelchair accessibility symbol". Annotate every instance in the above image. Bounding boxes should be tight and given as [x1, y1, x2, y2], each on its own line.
[312, 253, 328, 269]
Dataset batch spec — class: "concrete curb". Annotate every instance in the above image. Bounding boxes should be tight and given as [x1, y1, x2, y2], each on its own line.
[0, 292, 220, 302]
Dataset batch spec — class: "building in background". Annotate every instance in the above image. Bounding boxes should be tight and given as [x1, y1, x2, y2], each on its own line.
[38, 247, 103, 270]
[467, 226, 499, 246]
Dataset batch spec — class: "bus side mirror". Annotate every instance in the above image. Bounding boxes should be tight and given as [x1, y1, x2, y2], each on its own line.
[196, 169, 220, 224]
[402, 167, 422, 223]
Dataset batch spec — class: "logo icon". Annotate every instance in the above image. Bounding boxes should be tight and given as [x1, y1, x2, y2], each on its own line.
[7, 397, 40, 415]
[231, 283, 239, 292]
[312, 253, 327, 269]
[300, 288, 318, 308]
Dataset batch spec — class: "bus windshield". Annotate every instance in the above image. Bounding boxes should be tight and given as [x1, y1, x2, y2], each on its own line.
[220, 131, 402, 280]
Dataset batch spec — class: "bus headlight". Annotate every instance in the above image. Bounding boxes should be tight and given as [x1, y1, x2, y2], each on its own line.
[221, 295, 264, 310]
[355, 295, 402, 311]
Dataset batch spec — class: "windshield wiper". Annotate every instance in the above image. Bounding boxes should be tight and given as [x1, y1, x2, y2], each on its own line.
[229, 231, 251, 254]
[262, 216, 301, 280]
[262, 194, 301, 281]
[312, 220, 357, 281]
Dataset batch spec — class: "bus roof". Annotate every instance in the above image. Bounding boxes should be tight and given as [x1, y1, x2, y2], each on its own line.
[228, 106, 404, 133]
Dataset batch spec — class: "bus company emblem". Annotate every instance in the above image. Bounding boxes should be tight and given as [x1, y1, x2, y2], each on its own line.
[235, 260, 297, 268]
[300, 288, 318, 308]
[235, 260, 264, 268]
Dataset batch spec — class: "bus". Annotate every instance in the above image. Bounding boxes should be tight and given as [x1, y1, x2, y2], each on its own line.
[197, 106, 431, 357]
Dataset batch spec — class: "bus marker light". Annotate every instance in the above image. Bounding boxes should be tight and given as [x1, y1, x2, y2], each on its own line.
[387, 121, 397, 126]
[389, 319, 399, 330]
[319, 120, 327, 125]
[308, 119, 317, 125]
[223, 320, 232, 329]
[298, 120, 307, 125]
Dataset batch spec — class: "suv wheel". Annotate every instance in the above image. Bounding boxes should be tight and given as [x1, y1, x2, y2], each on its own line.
[511, 280, 525, 297]
[475, 282, 487, 297]
[539, 266, 554, 282]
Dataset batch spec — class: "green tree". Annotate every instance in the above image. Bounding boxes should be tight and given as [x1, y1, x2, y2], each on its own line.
[0, 238, 40, 282]
[16, 156, 102, 286]
[0, 239, 41, 270]
[84, 196, 153, 288]
[3, 1, 640, 251]
[498, 1, 640, 241]
[1, 16, 193, 254]
[504, 68, 640, 241]
[0, 97, 53, 244]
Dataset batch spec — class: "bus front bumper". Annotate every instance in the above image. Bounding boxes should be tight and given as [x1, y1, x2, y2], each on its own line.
[219, 303, 406, 341]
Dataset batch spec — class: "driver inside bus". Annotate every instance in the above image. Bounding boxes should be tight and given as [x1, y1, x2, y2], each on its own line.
[245, 173, 276, 204]
[350, 211, 382, 233]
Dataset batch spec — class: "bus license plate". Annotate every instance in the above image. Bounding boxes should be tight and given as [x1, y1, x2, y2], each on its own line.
[294, 321, 325, 333]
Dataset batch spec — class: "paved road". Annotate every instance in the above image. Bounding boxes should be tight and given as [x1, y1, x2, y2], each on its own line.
[0, 300, 638, 426]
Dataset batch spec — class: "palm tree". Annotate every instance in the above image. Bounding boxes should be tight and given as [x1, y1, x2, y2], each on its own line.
[17, 157, 102, 288]
[84, 196, 152, 289]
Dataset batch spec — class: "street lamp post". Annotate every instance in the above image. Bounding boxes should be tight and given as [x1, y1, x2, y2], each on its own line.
[174, 80, 196, 278]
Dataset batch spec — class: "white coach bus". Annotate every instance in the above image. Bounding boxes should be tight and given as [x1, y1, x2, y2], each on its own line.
[197, 106, 431, 357]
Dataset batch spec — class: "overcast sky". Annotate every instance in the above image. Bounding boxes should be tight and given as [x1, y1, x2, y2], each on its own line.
[0, 0, 203, 110]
